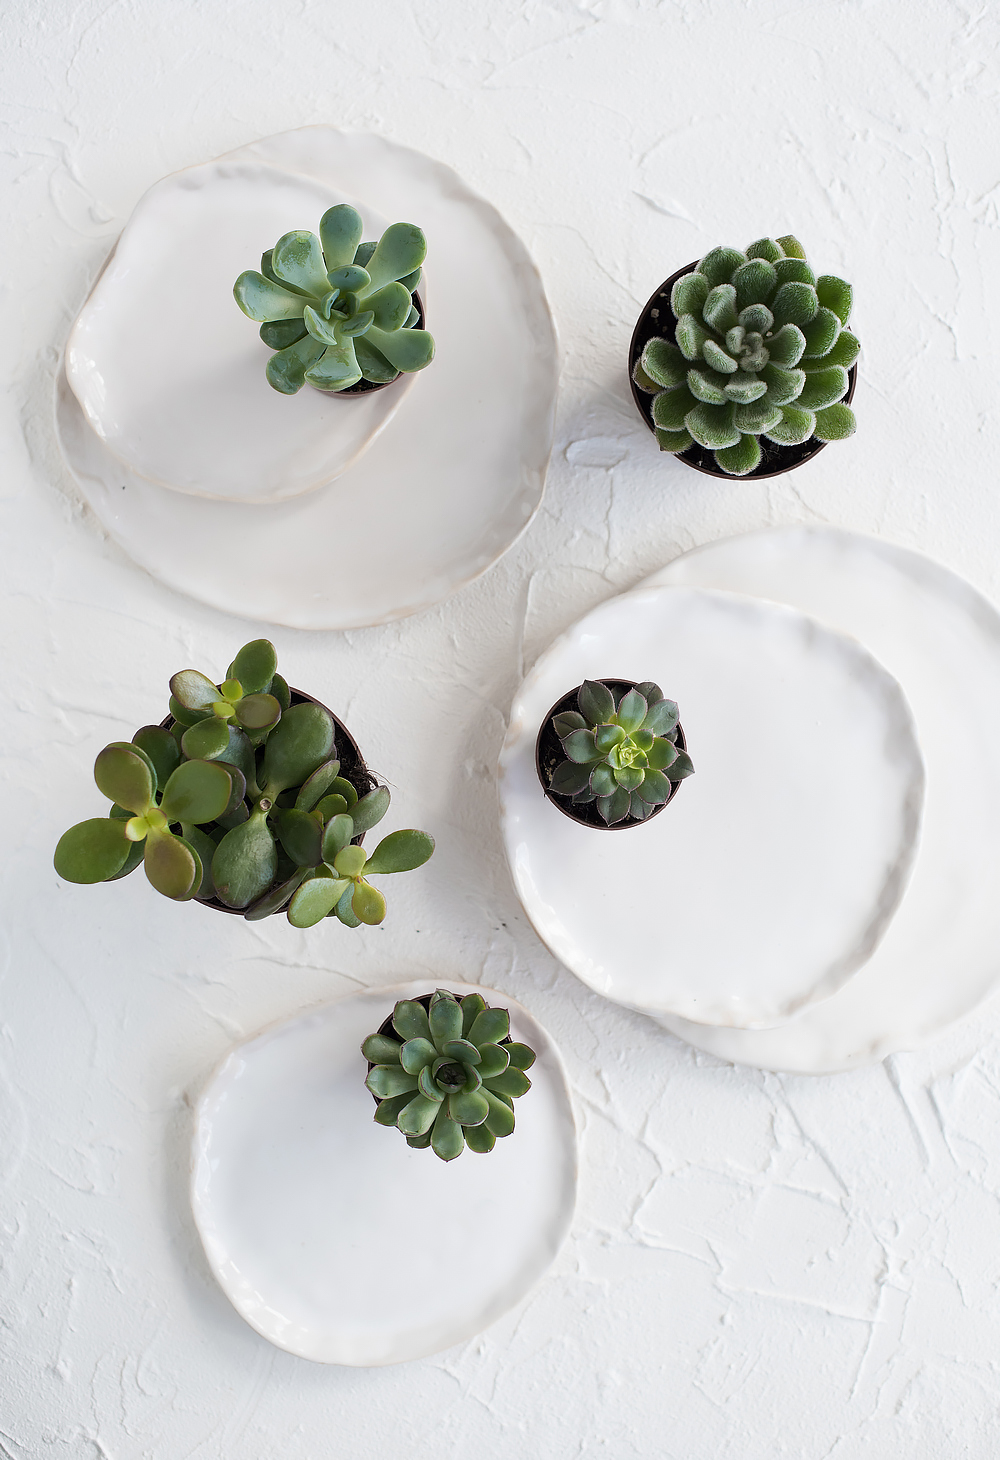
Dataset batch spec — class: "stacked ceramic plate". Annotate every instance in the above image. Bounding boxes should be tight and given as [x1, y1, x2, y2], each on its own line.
[499, 526, 1000, 1074]
[56, 127, 558, 629]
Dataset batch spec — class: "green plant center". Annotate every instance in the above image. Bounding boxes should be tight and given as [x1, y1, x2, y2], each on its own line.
[436, 1063, 466, 1092]
[618, 741, 639, 767]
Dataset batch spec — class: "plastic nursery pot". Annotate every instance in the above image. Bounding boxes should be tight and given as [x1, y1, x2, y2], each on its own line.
[162, 688, 376, 918]
[319, 291, 425, 398]
[366, 991, 514, 1109]
[535, 679, 687, 831]
[627, 263, 857, 481]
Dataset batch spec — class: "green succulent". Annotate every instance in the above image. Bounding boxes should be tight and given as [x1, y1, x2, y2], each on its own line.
[549, 679, 694, 825]
[363, 990, 536, 1162]
[54, 639, 434, 924]
[234, 204, 435, 394]
[633, 235, 858, 476]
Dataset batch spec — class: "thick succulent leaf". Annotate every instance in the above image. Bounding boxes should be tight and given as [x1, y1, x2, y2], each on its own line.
[464, 1122, 496, 1154]
[670, 271, 709, 315]
[745, 237, 783, 263]
[54, 817, 131, 883]
[700, 341, 738, 375]
[617, 689, 648, 734]
[366, 1065, 419, 1099]
[397, 1094, 441, 1137]
[335, 885, 362, 927]
[319, 204, 364, 270]
[826, 330, 860, 370]
[667, 750, 696, 780]
[685, 402, 740, 450]
[655, 427, 694, 453]
[483, 1089, 516, 1138]
[106, 836, 145, 882]
[405, 1129, 433, 1149]
[714, 434, 763, 476]
[505, 1043, 536, 1071]
[773, 260, 817, 294]
[262, 702, 336, 795]
[131, 726, 181, 791]
[776, 234, 807, 260]
[261, 249, 312, 297]
[428, 994, 463, 1047]
[160, 759, 232, 824]
[179, 823, 218, 900]
[476, 1043, 509, 1079]
[449, 1089, 490, 1127]
[276, 807, 324, 866]
[144, 830, 200, 901]
[652, 384, 696, 431]
[642, 698, 678, 736]
[363, 1033, 402, 1064]
[723, 372, 768, 405]
[244, 866, 310, 921]
[597, 786, 632, 824]
[816, 275, 853, 324]
[364, 829, 435, 876]
[594, 724, 626, 754]
[487, 1067, 531, 1100]
[393, 1000, 431, 1042]
[365, 281, 412, 332]
[765, 405, 816, 446]
[338, 309, 376, 339]
[761, 363, 806, 406]
[469, 1006, 509, 1048]
[320, 813, 355, 866]
[801, 307, 841, 360]
[295, 759, 342, 812]
[400, 1037, 437, 1074]
[579, 681, 619, 725]
[590, 764, 616, 797]
[362, 223, 427, 294]
[733, 400, 783, 433]
[765, 324, 805, 369]
[702, 283, 739, 334]
[561, 728, 600, 764]
[697, 247, 746, 286]
[641, 337, 687, 388]
[646, 737, 679, 771]
[732, 258, 777, 309]
[629, 794, 652, 821]
[333, 844, 366, 878]
[260, 319, 308, 350]
[229, 640, 276, 695]
[674, 314, 710, 362]
[215, 726, 257, 794]
[353, 336, 399, 384]
[234, 693, 281, 732]
[327, 264, 371, 294]
[167, 694, 208, 727]
[94, 744, 154, 815]
[351, 879, 386, 925]
[549, 760, 593, 797]
[797, 365, 849, 411]
[461, 994, 486, 1036]
[266, 335, 327, 394]
[365, 324, 434, 373]
[552, 710, 587, 736]
[349, 786, 391, 836]
[430, 1109, 465, 1162]
[180, 717, 230, 761]
[442, 1038, 480, 1066]
[326, 776, 358, 810]
[615, 765, 644, 791]
[302, 305, 342, 348]
[687, 368, 728, 405]
[211, 810, 277, 908]
[270, 674, 291, 712]
[813, 403, 857, 441]
[270, 230, 329, 297]
[738, 304, 774, 335]
[233, 271, 306, 323]
[770, 281, 819, 329]
[637, 682, 663, 703]
[302, 339, 362, 392]
[372, 1091, 413, 1127]
[632, 359, 658, 394]
[286, 874, 349, 927]
[725, 325, 745, 355]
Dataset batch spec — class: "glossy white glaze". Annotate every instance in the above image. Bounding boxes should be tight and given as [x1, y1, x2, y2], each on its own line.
[645, 528, 1000, 1071]
[498, 585, 924, 1028]
[190, 981, 577, 1365]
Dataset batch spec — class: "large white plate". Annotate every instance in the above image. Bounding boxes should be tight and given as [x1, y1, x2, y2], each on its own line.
[498, 585, 924, 1028]
[644, 527, 1000, 1071]
[56, 128, 558, 628]
[190, 981, 577, 1366]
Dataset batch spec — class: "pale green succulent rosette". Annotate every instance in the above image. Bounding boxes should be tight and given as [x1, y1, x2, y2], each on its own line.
[233, 204, 435, 394]
[633, 235, 859, 476]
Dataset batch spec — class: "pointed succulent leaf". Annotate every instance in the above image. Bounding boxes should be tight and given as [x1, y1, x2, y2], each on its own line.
[549, 760, 593, 797]
[263, 702, 336, 795]
[770, 281, 819, 329]
[590, 764, 616, 797]
[816, 275, 852, 324]
[372, 1092, 413, 1127]
[765, 323, 807, 368]
[613, 765, 642, 791]
[642, 698, 678, 736]
[397, 1094, 441, 1137]
[733, 259, 777, 309]
[54, 817, 131, 883]
[365, 324, 434, 373]
[797, 365, 848, 411]
[428, 994, 463, 1047]
[295, 759, 342, 811]
[685, 402, 740, 450]
[244, 866, 310, 921]
[776, 234, 807, 260]
[275, 807, 324, 867]
[702, 283, 739, 334]
[714, 434, 763, 476]
[270, 230, 329, 297]
[701, 340, 738, 375]
[655, 427, 694, 453]
[761, 364, 806, 406]
[506, 1043, 536, 1071]
[745, 237, 784, 263]
[468, 1007, 509, 1048]
[698, 247, 746, 286]
[464, 1122, 496, 1154]
[393, 1000, 431, 1042]
[646, 737, 679, 771]
[594, 724, 626, 754]
[160, 759, 232, 824]
[131, 726, 181, 791]
[634, 768, 673, 804]
[233, 271, 306, 322]
[764, 405, 816, 446]
[449, 1090, 490, 1127]
[801, 307, 841, 359]
[349, 786, 391, 836]
[616, 689, 648, 734]
[724, 372, 768, 404]
[319, 204, 364, 270]
[400, 1037, 437, 1074]
[553, 710, 587, 737]
[461, 994, 486, 1035]
[486, 1067, 531, 1100]
[733, 400, 783, 433]
[430, 1108, 465, 1162]
[211, 809, 277, 908]
[670, 271, 709, 315]
[687, 368, 729, 405]
[561, 729, 600, 764]
[674, 314, 710, 362]
[476, 1044, 509, 1080]
[366, 1065, 419, 1099]
[353, 336, 399, 384]
[641, 337, 687, 388]
[351, 880, 386, 925]
[94, 744, 154, 815]
[813, 403, 857, 441]
[180, 717, 230, 761]
[667, 750, 696, 780]
[597, 786, 632, 824]
[483, 1089, 516, 1138]
[143, 829, 200, 901]
[826, 330, 860, 370]
[266, 334, 327, 394]
[578, 679, 616, 725]
[364, 829, 434, 876]
[361, 223, 427, 294]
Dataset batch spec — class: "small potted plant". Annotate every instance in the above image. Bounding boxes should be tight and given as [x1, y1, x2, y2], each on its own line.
[536, 678, 694, 828]
[233, 204, 435, 395]
[54, 639, 434, 926]
[629, 235, 858, 478]
[363, 989, 536, 1162]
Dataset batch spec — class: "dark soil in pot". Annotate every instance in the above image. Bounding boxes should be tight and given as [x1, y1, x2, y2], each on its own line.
[535, 678, 687, 831]
[367, 991, 513, 1109]
[628, 264, 857, 481]
[318, 292, 425, 397]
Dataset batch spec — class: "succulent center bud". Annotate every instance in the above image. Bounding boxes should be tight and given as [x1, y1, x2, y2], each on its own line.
[618, 742, 639, 767]
[436, 1062, 466, 1092]
[740, 332, 769, 370]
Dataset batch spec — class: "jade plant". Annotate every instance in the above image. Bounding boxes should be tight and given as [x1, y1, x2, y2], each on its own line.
[234, 204, 435, 394]
[54, 639, 434, 927]
[633, 235, 858, 476]
[549, 679, 694, 825]
[363, 990, 535, 1162]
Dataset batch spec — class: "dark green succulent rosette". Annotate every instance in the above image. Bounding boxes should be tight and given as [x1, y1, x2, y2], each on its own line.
[234, 204, 435, 395]
[364, 990, 536, 1162]
[633, 234, 858, 476]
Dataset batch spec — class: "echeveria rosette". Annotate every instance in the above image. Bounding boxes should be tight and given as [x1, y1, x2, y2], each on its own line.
[233, 204, 435, 394]
[363, 990, 536, 1162]
[550, 679, 694, 825]
[633, 235, 859, 476]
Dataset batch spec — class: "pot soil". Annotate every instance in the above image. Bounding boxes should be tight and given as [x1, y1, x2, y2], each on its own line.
[535, 678, 687, 831]
[367, 991, 513, 1109]
[628, 264, 857, 481]
[320, 292, 425, 397]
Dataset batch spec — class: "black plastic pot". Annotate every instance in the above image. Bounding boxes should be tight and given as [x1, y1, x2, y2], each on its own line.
[535, 679, 687, 831]
[628, 263, 857, 480]
[366, 991, 514, 1110]
[319, 292, 425, 397]
[163, 687, 375, 918]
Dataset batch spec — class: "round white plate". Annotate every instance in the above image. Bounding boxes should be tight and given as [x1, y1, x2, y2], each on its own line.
[65, 160, 408, 505]
[498, 585, 924, 1028]
[56, 128, 558, 627]
[190, 981, 577, 1366]
[644, 527, 1000, 1071]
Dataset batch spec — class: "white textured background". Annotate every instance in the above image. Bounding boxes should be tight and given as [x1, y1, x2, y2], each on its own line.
[4, 1, 1000, 1455]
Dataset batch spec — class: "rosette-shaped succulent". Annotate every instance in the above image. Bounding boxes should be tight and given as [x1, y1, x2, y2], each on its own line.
[549, 679, 694, 825]
[234, 204, 435, 394]
[633, 235, 858, 476]
[363, 990, 535, 1162]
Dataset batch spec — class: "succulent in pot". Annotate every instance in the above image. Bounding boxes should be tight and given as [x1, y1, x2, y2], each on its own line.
[630, 235, 858, 478]
[233, 204, 435, 395]
[363, 989, 536, 1162]
[536, 678, 694, 828]
[54, 639, 434, 926]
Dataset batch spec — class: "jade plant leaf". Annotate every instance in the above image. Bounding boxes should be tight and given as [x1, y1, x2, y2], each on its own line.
[159, 759, 232, 824]
[262, 702, 336, 796]
[286, 874, 351, 928]
[275, 807, 324, 867]
[234, 693, 281, 732]
[54, 818, 131, 883]
[170, 669, 221, 712]
[350, 881, 387, 925]
[321, 813, 355, 864]
[131, 726, 181, 790]
[181, 717, 231, 761]
[364, 829, 435, 876]
[294, 759, 342, 811]
[94, 745, 154, 815]
[349, 786, 391, 836]
[211, 808, 277, 908]
[180, 823, 218, 900]
[228, 639, 277, 695]
[144, 830, 201, 901]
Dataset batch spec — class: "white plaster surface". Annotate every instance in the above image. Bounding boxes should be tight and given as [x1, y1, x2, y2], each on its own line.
[5, 2, 1000, 1456]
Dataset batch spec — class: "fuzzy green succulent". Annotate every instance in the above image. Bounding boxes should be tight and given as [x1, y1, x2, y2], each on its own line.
[549, 679, 694, 825]
[633, 235, 858, 476]
[234, 204, 435, 394]
[54, 639, 434, 925]
[364, 990, 535, 1162]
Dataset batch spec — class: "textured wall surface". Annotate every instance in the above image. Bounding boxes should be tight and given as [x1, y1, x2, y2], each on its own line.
[4, 1, 1000, 1455]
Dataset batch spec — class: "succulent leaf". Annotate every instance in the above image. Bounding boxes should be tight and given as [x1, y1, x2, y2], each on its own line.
[723, 372, 768, 404]
[294, 759, 342, 812]
[245, 866, 310, 921]
[431, 1108, 465, 1162]
[765, 324, 807, 368]
[365, 324, 435, 374]
[801, 307, 841, 359]
[685, 402, 740, 450]
[270, 230, 330, 297]
[361, 223, 427, 294]
[54, 817, 131, 883]
[449, 1090, 490, 1126]
[276, 807, 324, 867]
[266, 335, 327, 394]
[233, 271, 306, 323]
[364, 829, 435, 876]
[469, 1006, 510, 1047]
[349, 786, 391, 836]
[319, 205, 365, 270]
[366, 1065, 419, 1099]
[765, 405, 816, 446]
[761, 363, 806, 406]
[351, 879, 386, 925]
[486, 1067, 531, 1100]
[160, 759, 232, 824]
[674, 314, 710, 362]
[212, 808, 277, 909]
[372, 1091, 413, 1127]
[733, 259, 777, 309]
[797, 365, 848, 410]
[776, 234, 807, 260]
[482, 1089, 516, 1138]
[670, 271, 710, 316]
[131, 726, 181, 791]
[813, 402, 857, 441]
[698, 247, 746, 286]
[745, 237, 784, 263]
[393, 1000, 432, 1042]
[397, 1094, 441, 1137]
[641, 337, 687, 388]
[262, 702, 336, 796]
[770, 281, 819, 329]
[702, 284, 739, 334]
[772, 257, 816, 288]
[825, 330, 860, 370]
[655, 427, 694, 453]
[714, 434, 762, 476]
[94, 744, 154, 815]
[652, 385, 696, 431]
[464, 1123, 496, 1154]
[352, 337, 399, 384]
[180, 823, 218, 900]
[144, 829, 201, 901]
[400, 1037, 438, 1074]
[733, 399, 783, 433]
[816, 275, 853, 324]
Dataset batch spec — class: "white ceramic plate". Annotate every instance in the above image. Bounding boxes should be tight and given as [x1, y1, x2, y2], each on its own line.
[56, 128, 558, 627]
[644, 527, 1000, 1072]
[190, 981, 577, 1366]
[65, 160, 408, 505]
[498, 585, 924, 1028]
